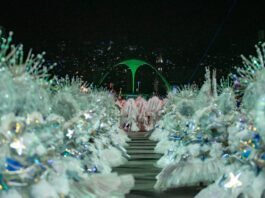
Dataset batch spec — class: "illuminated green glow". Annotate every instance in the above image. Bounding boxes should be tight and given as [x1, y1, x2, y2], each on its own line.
[99, 59, 171, 93]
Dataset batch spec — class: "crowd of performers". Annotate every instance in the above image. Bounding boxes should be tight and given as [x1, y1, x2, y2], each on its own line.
[116, 96, 165, 132]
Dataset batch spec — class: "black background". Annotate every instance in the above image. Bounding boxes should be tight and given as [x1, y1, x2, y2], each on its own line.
[0, 0, 264, 88]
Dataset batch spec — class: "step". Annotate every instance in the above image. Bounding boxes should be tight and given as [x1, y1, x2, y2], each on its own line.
[132, 181, 155, 191]
[130, 136, 149, 138]
[128, 142, 156, 145]
[128, 144, 156, 146]
[133, 173, 158, 180]
[129, 142, 157, 146]
[129, 140, 156, 142]
[129, 154, 161, 160]
[129, 137, 149, 139]
[127, 132, 148, 135]
[127, 187, 201, 198]
[123, 160, 158, 166]
[127, 149, 157, 153]
[114, 167, 161, 174]
[115, 166, 161, 173]
[128, 145, 157, 148]
[116, 131, 200, 197]
[129, 137, 150, 140]
[116, 171, 159, 178]
[128, 146, 156, 149]
[128, 143, 156, 146]
[129, 139, 150, 142]
[114, 165, 160, 170]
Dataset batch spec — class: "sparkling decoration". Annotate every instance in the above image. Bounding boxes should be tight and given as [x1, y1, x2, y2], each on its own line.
[66, 128, 75, 139]
[86, 166, 98, 173]
[10, 138, 26, 155]
[84, 112, 93, 120]
[14, 122, 24, 133]
[224, 172, 242, 189]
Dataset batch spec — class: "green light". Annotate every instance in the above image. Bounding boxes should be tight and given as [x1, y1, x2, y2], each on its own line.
[99, 59, 171, 93]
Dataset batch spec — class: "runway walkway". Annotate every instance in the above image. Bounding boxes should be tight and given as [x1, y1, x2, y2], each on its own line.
[113, 132, 201, 198]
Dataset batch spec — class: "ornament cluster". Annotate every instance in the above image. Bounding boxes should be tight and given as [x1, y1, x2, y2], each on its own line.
[0, 31, 134, 198]
[151, 43, 265, 197]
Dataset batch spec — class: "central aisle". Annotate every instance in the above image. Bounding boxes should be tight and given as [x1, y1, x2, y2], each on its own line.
[114, 132, 201, 198]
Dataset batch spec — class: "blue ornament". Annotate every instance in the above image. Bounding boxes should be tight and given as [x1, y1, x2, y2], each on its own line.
[252, 133, 261, 141]
[196, 133, 203, 141]
[92, 166, 97, 173]
[260, 153, 265, 160]
[203, 137, 209, 144]
[62, 150, 71, 157]
[51, 123, 60, 129]
[169, 135, 182, 141]
[222, 153, 230, 159]
[252, 133, 261, 148]
[47, 159, 54, 165]
[33, 158, 46, 170]
[34, 158, 41, 164]
[87, 166, 98, 173]
[242, 149, 251, 159]
[5, 158, 24, 171]
[200, 155, 206, 161]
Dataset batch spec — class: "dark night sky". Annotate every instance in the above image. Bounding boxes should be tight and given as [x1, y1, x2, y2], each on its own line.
[0, 0, 265, 85]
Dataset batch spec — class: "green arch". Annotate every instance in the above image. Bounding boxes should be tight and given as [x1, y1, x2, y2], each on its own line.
[98, 59, 171, 93]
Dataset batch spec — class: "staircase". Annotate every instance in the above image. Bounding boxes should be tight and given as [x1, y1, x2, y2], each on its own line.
[114, 132, 201, 198]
